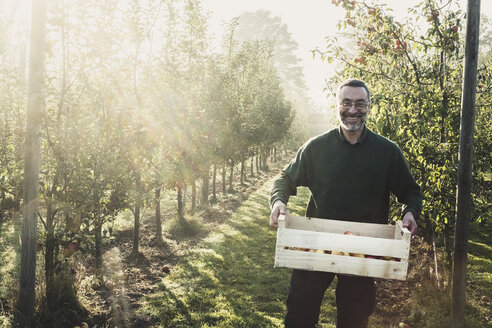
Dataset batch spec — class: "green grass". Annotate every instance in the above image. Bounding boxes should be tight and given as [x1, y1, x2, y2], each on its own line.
[1, 173, 489, 327]
[141, 175, 492, 328]
[141, 182, 322, 327]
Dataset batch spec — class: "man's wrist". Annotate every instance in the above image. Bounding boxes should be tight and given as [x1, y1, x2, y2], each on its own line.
[270, 197, 285, 209]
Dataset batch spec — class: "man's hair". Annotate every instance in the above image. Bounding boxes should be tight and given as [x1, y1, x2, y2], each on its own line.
[336, 79, 371, 103]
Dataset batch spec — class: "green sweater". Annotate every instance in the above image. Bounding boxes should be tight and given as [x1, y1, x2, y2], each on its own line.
[270, 126, 422, 224]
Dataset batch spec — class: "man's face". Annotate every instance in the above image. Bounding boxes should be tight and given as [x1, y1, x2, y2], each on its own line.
[336, 86, 370, 132]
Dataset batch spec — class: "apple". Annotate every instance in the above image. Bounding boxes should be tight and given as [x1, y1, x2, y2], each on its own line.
[332, 251, 344, 256]
[451, 25, 458, 32]
[63, 241, 79, 257]
[351, 253, 365, 258]
[432, 10, 440, 17]
[162, 266, 170, 273]
[105, 281, 114, 290]
[354, 57, 366, 65]
[347, 19, 356, 27]
[323, 250, 332, 254]
[13, 127, 22, 135]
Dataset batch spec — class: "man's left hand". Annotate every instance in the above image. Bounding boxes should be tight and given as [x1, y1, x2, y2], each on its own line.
[402, 211, 418, 235]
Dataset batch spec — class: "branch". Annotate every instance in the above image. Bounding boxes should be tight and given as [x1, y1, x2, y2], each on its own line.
[37, 211, 47, 230]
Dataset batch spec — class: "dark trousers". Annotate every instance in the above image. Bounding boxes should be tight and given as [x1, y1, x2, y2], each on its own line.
[284, 269, 375, 328]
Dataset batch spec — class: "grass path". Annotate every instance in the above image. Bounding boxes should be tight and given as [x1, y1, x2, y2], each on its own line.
[139, 170, 492, 328]
[141, 178, 318, 327]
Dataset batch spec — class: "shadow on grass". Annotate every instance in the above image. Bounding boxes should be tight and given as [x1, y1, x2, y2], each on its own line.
[142, 182, 313, 327]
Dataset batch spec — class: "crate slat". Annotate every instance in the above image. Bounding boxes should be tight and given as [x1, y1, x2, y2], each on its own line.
[275, 248, 408, 280]
[276, 227, 410, 259]
[286, 215, 395, 239]
[274, 214, 411, 280]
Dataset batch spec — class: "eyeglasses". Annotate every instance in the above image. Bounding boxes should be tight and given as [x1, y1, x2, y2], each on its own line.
[339, 100, 369, 110]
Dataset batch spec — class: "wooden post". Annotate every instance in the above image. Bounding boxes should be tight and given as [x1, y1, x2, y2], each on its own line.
[17, 0, 48, 325]
[451, 1, 481, 327]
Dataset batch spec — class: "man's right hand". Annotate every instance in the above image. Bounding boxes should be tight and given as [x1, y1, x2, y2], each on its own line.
[270, 200, 287, 230]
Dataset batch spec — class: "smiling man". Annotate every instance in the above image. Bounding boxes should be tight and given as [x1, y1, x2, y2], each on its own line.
[269, 79, 422, 328]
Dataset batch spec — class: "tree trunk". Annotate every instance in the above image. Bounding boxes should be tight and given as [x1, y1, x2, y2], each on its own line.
[132, 205, 140, 255]
[191, 180, 196, 213]
[201, 168, 209, 207]
[222, 165, 226, 195]
[177, 183, 184, 221]
[262, 151, 268, 170]
[155, 187, 162, 242]
[451, 3, 480, 326]
[45, 203, 55, 300]
[250, 156, 254, 178]
[228, 163, 234, 191]
[95, 222, 103, 269]
[212, 165, 217, 203]
[17, 0, 47, 325]
[240, 161, 245, 185]
[256, 154, 260, 174]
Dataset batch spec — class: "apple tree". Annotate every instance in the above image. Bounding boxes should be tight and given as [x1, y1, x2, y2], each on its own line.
[318, 0, 492, 260]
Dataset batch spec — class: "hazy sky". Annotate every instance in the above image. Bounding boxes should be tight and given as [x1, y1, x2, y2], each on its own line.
[202, 0, 492, 108]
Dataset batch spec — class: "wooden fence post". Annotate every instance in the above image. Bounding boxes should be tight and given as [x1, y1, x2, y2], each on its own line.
[450, 1, 481, 327]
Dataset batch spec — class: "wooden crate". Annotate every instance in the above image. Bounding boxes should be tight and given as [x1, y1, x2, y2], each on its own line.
[274, 213, 411, 280]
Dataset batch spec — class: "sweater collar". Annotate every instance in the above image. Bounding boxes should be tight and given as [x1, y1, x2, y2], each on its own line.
[337, 125, 368, 144]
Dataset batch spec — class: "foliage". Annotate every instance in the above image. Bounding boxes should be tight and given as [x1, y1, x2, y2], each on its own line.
[317, 0, 492, 260]
[1, 0, 298, 322]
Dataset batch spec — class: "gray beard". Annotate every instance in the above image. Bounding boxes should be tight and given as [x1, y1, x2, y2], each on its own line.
[340, 115, 366, 131]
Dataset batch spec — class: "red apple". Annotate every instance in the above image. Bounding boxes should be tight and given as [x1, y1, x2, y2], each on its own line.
[13, 127, 22, 135]
[351, 253, 365, 258]
[63, 241, 79, 257]
[451, 25, 458, 32]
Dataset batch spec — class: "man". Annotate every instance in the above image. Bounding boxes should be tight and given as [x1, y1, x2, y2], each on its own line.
[269, 79, 422, 328]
